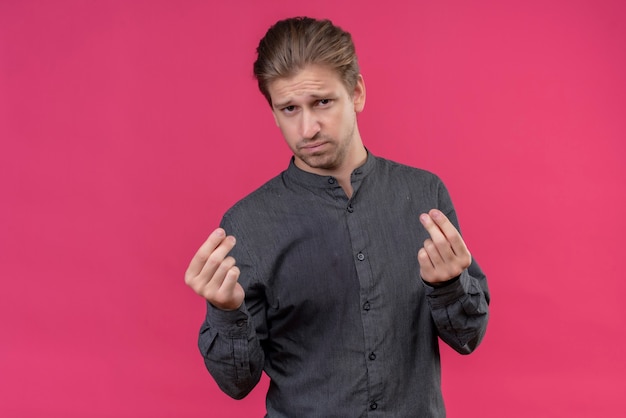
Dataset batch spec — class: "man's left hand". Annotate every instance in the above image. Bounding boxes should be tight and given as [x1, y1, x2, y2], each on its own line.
[418, 209, 472, 284]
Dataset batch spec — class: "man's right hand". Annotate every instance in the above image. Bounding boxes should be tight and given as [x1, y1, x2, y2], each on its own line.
[184, 228, 245, 311]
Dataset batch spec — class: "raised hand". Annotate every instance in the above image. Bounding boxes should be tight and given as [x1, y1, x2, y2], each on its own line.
[418, 209, 472, 284]
[184, 228, 245, 310]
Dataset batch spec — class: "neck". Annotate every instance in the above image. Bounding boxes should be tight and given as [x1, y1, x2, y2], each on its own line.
[293, 133, 367, 198]
[334, 145, 367, 198]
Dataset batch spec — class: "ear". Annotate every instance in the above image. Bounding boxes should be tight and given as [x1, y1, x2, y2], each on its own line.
[352, 74, 366, 113]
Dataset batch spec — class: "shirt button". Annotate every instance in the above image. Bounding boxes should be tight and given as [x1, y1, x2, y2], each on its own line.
[370, 402, 378, 410]
[363, 302, 370, 311]
[369, 352, 377, 361]
[235, 319, 246, 327]
[347, 204, 354, 213]
[357, 252, 365, 261]
[327, 177, 336, 184]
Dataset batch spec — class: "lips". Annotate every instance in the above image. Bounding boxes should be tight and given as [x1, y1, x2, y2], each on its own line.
[299, 141, 328, 152]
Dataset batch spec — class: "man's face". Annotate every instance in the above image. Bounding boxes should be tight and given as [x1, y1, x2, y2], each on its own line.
[268, 65, 366, 175]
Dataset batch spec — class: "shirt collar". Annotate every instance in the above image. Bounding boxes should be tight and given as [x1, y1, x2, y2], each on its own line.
[284, 150, 377, 189]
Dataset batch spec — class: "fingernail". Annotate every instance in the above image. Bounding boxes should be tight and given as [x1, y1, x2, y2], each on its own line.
[420, 214, 429, 223]
[215, 228, 225, 237]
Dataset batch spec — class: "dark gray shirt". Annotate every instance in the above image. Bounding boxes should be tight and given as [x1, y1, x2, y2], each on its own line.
[198, 153, 490, 417]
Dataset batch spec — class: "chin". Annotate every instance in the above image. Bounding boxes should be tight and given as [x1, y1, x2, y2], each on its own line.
[301, 154, 338, 170]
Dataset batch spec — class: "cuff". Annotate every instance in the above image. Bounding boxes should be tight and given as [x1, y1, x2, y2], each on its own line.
[423, 271, 471, 308]
[206, 302, 251, 337]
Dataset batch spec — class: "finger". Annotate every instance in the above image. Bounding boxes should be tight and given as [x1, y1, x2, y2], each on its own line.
[211, 266, 244, 311]
[422, 238, 445, 267]
[419, 213, 443, 239]
[428, 209, 468, 256]
[222, 265, 241, 290]
[418, 247, 433, 268]
[420, 213, 456, 262]
[429, 209, 472, 270]
[186, 228, 227, 278]
[197, 234, 237, 280]
[417, 248, 435, 281]
[203, 255, 237, 294]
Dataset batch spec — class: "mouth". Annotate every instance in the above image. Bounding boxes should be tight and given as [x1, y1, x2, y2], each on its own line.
[299, 141, 328, 153]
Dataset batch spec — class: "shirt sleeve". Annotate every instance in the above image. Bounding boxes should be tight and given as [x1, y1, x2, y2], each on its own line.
[196, 214, 266, 400]
[423, 262, 490, 354]
[424, 178, 490, 354]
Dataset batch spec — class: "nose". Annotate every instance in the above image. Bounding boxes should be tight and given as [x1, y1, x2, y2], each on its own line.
[300, 109, 321, 139]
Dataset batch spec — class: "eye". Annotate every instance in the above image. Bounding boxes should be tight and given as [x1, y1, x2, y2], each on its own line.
[282, 105, 297, 114]
[317, 99, 332, 106]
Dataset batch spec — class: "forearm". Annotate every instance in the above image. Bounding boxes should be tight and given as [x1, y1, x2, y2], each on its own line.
[198, 303, 264, 399]
[425, 261, 490, 354]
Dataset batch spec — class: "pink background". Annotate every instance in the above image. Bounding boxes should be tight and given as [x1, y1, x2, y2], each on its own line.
[2, 0, 625, 416]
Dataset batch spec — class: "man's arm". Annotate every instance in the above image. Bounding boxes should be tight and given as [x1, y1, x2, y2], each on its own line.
[418, 209, 490, 354]
[197, 301, 265, 399]
[185, 228, 265, 399]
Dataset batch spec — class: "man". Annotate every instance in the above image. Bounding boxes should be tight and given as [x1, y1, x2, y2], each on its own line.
[185, 17, 489, 417]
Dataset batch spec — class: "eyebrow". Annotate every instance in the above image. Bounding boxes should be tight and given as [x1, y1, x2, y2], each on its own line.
[273, 94, 332, 109]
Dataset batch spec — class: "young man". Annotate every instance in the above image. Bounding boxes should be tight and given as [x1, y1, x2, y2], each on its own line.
[185, 17, 489, 417]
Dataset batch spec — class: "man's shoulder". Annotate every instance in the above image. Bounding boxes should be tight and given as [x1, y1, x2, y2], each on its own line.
[374, 155, 443, 185]
[222, 170, 288, 220]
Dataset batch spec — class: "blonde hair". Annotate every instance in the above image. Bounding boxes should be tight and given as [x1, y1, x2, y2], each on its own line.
[253, 17, 360, 106]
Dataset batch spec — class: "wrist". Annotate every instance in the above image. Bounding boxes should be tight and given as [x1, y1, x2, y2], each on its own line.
[422, 274, 461, 288]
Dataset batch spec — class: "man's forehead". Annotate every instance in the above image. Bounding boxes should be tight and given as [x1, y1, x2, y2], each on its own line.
[271, 80, 328, 102]
[268, 65, 343, 106]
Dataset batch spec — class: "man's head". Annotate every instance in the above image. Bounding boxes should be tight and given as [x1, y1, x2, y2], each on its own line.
[253, 17, 360, 106]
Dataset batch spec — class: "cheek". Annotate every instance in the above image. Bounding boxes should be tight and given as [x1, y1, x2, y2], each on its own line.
[277, 123, 298, 146]
[335, 110, 354, 133]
